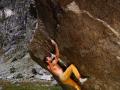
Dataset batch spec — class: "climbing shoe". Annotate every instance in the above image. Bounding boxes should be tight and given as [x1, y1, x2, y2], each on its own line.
[79, 78, 88, 84]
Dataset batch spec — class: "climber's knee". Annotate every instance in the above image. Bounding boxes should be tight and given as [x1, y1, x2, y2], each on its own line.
[69, 64, 74, 68]
[75, 86, 81, 90]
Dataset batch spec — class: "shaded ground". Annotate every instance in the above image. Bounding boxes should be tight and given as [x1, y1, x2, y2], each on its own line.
[0, 80, 62, 90]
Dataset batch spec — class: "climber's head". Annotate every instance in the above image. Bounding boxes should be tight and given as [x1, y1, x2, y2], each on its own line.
[43, 53, 56, 64]
[46, 57, 52, 62]
[43, 56, 52, 65]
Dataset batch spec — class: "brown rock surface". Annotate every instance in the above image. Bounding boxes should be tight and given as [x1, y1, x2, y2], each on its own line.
[29, 0, 120, 90]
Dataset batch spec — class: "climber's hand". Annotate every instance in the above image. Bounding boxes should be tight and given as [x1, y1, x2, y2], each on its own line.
[46, 60, 50, 63]
[51, 39, 57, 45]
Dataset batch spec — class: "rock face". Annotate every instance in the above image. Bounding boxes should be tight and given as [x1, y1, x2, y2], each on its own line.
[29, 0, 120, 90]
[0, 0, 35, 62]
[0, 0, 35, 80]
[0, 0, 52, 82]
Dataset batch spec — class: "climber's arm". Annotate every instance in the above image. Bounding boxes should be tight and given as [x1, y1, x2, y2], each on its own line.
[54, 43, 59, 59]
[47, 61, 54, 70]
[51, 39, 59, 64]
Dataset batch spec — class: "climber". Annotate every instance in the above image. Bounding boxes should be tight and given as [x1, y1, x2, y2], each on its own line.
[44, 39, 88, 90]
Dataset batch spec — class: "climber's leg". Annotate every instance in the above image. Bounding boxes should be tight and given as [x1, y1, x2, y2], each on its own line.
[62, 64, 81, 80]
[64, 78, 81, 90]
[59, 64, 87, 86]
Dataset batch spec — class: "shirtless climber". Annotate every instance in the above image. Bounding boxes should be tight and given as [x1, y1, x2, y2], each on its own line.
[44, 40, 88, 90]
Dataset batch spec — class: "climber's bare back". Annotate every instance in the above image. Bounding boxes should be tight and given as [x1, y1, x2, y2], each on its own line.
[47, 58, 63, 77]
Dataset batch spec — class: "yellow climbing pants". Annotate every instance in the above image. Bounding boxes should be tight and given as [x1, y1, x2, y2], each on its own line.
[60, 64, 81, 90]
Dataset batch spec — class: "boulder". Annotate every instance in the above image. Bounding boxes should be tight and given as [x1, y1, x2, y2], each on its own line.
[29, 0, 120, 90]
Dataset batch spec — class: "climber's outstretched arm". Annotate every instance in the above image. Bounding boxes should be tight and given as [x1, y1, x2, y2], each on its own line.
[51, 39, 59, 64]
